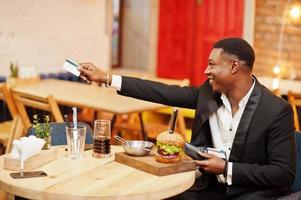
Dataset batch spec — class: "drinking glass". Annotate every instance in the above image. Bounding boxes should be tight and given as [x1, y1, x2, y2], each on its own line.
[93, 120, 111, 158]
[66, 125, 86, 159]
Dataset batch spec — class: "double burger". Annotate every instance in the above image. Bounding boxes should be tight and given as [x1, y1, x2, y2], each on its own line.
[155, 131, 184, 163]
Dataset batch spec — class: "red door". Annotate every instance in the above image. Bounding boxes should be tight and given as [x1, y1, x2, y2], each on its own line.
[157, 0, 244, 86]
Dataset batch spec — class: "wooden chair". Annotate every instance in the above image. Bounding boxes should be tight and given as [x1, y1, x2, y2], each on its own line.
[12, 90, 64, 130]
[0, 83, 19, 118]
[77, 107, 96, 126]
[273, 88, 281, 97]
[0, 83, 21, 154]
[0, 116, 24, 154]
[0, 116, 24, 199]
[288, 91, 301, 131]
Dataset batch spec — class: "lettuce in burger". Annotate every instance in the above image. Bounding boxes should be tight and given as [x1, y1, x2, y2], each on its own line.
[155, 131, 184, 163]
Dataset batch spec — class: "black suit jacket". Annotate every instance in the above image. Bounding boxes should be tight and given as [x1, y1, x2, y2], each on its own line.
[117, 76, 296, 198]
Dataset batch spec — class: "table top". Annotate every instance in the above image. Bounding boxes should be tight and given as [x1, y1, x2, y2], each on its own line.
[0, 146, 195, 200]
[12, 79, 166, 114]
[258, 76, 301, 95]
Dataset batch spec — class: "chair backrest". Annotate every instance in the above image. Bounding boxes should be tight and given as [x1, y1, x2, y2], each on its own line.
[5, 115, 24, 154]
[291, 132, 301, 192]
[26, 122, 93, 145]
[288, 91, 301, 131]
[12, 90, 64, 130]
[273, 88, 282, 97]
[0, 83, 19, 118]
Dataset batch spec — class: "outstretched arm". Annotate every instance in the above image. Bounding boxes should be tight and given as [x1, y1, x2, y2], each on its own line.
[118, 76, 199, 109]
[78, 63, 200, 109]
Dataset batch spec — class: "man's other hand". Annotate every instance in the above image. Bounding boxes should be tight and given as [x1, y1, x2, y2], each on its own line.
[196, 152, 226, 175]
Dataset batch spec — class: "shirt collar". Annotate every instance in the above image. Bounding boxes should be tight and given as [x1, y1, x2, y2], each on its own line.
[220, 79, 255, 109]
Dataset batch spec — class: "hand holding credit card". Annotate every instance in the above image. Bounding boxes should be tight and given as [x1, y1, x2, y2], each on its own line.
[62, 58, 80, 77]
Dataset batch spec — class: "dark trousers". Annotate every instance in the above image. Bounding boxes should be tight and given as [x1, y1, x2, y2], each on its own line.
[167, 176, 290, 200]
[167, 177, 227, 200]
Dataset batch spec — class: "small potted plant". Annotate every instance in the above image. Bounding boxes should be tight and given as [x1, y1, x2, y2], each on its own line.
[33, 114, 52, 150]
[10, 62, 19, 78]
[7, 62, 19, 85]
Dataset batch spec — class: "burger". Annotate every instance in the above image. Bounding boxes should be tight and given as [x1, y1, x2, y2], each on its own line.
[155, 131, 184, 163]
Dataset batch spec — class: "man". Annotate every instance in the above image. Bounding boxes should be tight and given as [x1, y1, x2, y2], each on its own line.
[78, 38, 296, 200]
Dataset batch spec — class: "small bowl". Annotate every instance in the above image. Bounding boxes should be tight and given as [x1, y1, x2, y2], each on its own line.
[123, 141, 154, 156]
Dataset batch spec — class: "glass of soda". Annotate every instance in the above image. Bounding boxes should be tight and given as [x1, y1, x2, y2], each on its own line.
[93, 119, 111, 158]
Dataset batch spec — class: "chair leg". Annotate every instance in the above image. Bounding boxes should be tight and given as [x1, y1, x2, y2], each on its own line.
[177, 112, 187, 141]
[138, 113, 148, 141]
[0, 190, 15, 200]
[6, 193, 15, 200]
[0, 143, 4, 155]
[0, 190, 5, 200]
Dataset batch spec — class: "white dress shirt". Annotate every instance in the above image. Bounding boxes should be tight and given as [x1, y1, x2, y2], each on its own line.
[210, 80, 255, 185]
[110, 75, 255, 185]
[110, 75, 122, 90]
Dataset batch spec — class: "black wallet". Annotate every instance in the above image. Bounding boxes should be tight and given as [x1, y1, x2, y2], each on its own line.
[184, 143, 206, 160]
[184, 143, 227, 160]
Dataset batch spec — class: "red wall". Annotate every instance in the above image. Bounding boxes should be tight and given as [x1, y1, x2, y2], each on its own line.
[157, 0, 244, 86]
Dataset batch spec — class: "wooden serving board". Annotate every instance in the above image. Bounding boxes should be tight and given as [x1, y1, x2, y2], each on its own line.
[3, 148, 58, 171]
[115, 151, 197, 176]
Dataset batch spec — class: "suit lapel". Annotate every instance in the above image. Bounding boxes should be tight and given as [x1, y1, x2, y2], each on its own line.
[198, 93, 222, 127]
[229, 79, 262, 162]
[191, 81, 222, 144]
[191, 95, 222, 146]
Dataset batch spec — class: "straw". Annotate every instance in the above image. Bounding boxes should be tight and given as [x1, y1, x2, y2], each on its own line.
[72, 107, 77, 128]
[72, 107, 79, 158]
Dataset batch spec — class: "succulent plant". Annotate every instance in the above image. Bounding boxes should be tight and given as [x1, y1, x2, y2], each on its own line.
[9, 62, 19, 78]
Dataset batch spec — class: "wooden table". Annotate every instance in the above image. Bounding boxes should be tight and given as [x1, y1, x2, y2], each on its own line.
[12, 79, 168, 140]
[12, 79, 166, 114]
[0, 146, 195, 200]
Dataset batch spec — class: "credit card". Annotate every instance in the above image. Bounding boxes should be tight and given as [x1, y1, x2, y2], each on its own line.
[62, 58, 80, 77]
[206, 147, 226, 160]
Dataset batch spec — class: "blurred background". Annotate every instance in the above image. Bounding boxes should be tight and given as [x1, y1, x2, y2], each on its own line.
[0, 0, 300, 86]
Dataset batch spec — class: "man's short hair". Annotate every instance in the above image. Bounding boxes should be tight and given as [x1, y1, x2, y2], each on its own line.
[213, 38, 255, 69]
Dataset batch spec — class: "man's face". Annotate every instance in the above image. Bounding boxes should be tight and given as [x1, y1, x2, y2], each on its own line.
[204, 48, 233, 93]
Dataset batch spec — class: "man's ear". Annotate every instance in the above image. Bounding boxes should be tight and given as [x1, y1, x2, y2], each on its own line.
[231, 59, 239, 74]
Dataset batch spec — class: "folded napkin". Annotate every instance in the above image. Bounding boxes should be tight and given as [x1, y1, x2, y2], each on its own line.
[11, 135, 46, 160]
